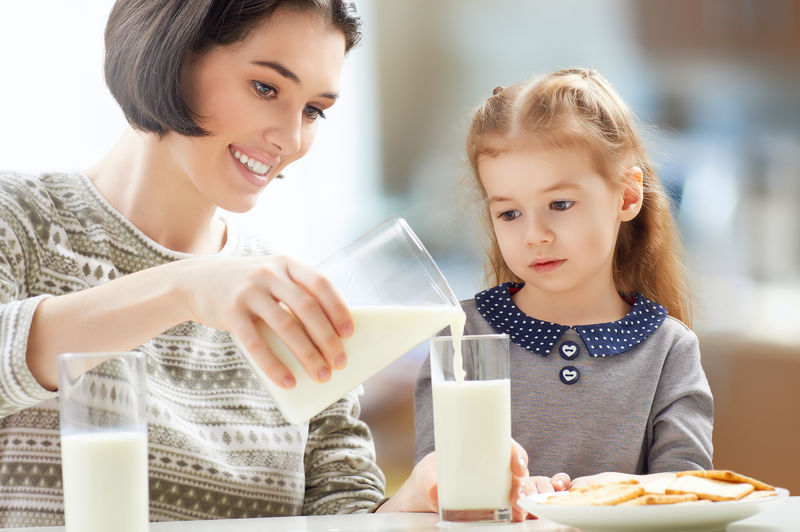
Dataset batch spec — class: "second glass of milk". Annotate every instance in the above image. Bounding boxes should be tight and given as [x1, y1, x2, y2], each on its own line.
[430, 334, 511, 523]
[58, 352, 148, 532]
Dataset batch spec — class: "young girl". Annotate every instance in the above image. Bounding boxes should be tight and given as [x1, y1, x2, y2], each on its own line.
[414, 68, 713, 494]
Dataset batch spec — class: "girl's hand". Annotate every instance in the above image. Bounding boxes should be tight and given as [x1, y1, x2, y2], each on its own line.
[515, 471, 571, 520]
[376, 451, 438, 514]
[378, 440, 551, 522]
[173, 255, 352, 389]
[518, 473, 571, 497]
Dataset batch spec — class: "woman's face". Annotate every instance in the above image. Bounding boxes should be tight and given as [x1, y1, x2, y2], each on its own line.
[168, 8, 346, 213]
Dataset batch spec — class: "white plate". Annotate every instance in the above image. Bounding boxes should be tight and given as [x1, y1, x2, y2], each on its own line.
[517, 487, 789, 532]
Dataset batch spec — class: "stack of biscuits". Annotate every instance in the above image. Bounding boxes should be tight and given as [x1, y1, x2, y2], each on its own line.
[544, 470, 779, 506]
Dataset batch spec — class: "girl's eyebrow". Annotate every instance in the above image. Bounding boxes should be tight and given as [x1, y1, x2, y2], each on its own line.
[541, 182, 581, 193]
[251, 60, 339, 100]
[488, 195, 513, 203]
[488, 182, 581, 203]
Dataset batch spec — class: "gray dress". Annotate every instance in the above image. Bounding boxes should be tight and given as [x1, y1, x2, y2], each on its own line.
[414, 283, 713, 478]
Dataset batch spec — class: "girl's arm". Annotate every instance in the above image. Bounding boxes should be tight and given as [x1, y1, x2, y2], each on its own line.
[25, 255, 353, 391]
[647, 326, 714, 472]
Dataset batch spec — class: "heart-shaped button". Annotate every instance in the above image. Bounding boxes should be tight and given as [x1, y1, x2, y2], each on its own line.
[559, 365, 580, 385]
[560, 341, 579, 360]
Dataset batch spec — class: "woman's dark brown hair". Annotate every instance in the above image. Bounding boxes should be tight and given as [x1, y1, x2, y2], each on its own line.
[105, 0, 361, 137]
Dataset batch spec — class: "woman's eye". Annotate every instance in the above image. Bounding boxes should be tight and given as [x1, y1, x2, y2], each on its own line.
[498, 209, 521, 221]
[253, 81, 276, 99]
[304, 105, 326, 121]
[550, 200, 574, 211]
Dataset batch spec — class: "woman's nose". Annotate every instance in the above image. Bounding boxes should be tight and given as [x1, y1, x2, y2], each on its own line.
[265, 108, 302, 155]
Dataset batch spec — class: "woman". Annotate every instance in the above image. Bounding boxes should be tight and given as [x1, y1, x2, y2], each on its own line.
[0, 0, 533, 526]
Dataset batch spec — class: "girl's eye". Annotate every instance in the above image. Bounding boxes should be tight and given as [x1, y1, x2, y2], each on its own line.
[304, 105, 326, 121]
[550, 200, 574, 211]
[253, 81, 276, 99]
[498, 209, 521, 221]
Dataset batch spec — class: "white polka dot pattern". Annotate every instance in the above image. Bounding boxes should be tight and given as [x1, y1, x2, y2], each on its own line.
[474, 282, 668, 358]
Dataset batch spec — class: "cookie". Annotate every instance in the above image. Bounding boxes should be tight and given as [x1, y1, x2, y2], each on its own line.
[676, 470, 774, 491]
[548, 481, 644, 506]
[666, 475, 754, 501]
[620, 493, 698, 505]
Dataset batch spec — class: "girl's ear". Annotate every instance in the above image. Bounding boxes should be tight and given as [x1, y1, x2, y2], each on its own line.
[619, 166, 644, 222]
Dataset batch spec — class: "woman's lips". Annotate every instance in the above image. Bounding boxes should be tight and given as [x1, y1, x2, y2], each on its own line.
[530, 259, 566, 274]
[229, 145, 277, 188]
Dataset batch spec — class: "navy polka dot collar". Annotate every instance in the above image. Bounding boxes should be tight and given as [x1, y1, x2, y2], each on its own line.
[474, 282, 668, 358]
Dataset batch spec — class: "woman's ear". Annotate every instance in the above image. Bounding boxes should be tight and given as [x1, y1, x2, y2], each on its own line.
[619, 166, 643, 222]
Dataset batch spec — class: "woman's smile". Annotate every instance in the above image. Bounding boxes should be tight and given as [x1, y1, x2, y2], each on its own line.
[229, 145, 277, 188]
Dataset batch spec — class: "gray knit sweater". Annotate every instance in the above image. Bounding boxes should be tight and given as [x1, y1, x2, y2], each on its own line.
[0, 172, 384, 527]
[414, 290, 714, 478]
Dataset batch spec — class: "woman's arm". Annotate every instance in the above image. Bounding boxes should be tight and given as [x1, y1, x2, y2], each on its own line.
[301, 388, 385, 514]
[26, 255, 354, 391]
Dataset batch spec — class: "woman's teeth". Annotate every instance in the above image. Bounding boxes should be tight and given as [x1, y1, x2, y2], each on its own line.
[232, 149, 271, 176]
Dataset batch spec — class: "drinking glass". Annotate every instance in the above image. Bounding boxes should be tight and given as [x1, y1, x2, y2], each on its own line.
[235, 216, 463, 424]
[58, 351, 148, 532]
[430, 334, 511, 523]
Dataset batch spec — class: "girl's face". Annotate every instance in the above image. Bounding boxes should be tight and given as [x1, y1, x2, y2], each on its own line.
[479, 146, 635, 299]
[165, 8, 346, 213]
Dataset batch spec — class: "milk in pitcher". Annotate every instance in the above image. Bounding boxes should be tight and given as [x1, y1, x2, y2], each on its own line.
[237, 305, 466, 424]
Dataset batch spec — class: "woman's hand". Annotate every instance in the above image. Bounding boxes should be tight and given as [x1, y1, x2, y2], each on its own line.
[174, 255, 353, 389]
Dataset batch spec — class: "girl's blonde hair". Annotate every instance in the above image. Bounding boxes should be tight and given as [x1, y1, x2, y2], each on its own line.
[466, 68, 691, 325]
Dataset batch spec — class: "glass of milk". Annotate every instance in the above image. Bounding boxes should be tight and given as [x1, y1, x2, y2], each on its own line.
[234, 216, 465, 424]
[430, 334, 511, 523]
[57, 352, 148, 532]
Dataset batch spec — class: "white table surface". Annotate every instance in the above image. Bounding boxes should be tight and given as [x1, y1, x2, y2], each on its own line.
[3, 497, 798, 531]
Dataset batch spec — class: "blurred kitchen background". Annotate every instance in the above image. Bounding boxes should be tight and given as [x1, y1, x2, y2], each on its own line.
[2, 0, 799, 494]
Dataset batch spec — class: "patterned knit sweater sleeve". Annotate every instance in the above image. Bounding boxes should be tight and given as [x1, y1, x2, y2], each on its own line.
[0, 175, 58, 417]
[302, 388, 386, 514]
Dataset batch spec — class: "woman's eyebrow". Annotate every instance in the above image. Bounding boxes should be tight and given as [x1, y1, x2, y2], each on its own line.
[251, 60, 338, 100]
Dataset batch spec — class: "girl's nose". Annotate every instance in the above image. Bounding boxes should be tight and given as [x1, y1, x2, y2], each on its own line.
[524, 216, 554, 245]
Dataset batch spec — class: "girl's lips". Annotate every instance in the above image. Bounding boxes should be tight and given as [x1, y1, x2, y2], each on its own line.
[530, 259, 566, 274]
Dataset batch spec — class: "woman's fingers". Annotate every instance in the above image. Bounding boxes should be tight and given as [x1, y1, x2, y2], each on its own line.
[264, 280, 341, 379]
[286, 260, 353, 367]
[287, 260, 353, 337]
[248, 292, 333, 384]
[228, 312, 295, 389]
